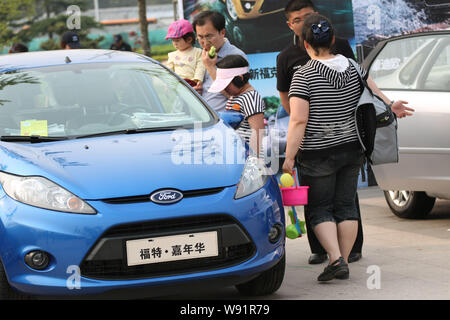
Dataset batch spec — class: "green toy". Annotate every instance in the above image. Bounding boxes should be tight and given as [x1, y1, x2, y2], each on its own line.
[279, 170, 307, 239]
[286, 206, 306, 239]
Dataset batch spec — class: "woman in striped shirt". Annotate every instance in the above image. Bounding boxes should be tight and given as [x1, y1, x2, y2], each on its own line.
[208, 55, 265, 157]
[283, 14, 412, 282]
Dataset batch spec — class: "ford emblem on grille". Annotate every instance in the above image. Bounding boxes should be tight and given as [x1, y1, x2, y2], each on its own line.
[150, 190, 183, 204]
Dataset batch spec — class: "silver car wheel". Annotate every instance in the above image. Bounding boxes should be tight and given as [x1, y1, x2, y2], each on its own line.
[388, 190, 411, 207]
[383, 190, 435, 219]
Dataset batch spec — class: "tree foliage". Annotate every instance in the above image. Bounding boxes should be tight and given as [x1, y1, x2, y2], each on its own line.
[263, 96, 281, 118]
[2, 0, 104, 50]
[18, 14, 104, 50]
[0, 0, 34, 48]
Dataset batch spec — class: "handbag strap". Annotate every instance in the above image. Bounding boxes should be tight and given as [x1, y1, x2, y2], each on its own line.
[348, 58, 374, 96]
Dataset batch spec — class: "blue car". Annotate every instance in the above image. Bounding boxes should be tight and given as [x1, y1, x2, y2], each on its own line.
[264, 105, 289, 171]
[0, 50, 285, 299]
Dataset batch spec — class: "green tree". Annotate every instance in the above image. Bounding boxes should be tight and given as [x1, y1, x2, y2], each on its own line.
[32, 0, 88, 39]
[138, 0, 151, 56]
[263, 96, 281, 118]
[15, 0, 104, 50]
[18, 15, 104, 50]
[0, 0, 33, 49]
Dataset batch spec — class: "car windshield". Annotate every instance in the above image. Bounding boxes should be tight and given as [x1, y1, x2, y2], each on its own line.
[0, 62, 215, 139]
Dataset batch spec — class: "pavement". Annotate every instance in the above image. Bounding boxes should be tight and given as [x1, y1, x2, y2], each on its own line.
[167, 186, 450, 300]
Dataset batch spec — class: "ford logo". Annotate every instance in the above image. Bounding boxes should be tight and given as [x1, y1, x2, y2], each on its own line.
[150, 190, 183, 204]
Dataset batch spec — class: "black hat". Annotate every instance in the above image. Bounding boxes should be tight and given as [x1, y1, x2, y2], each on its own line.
[61, 31, 81, 49]
[114, 34, 123, 43]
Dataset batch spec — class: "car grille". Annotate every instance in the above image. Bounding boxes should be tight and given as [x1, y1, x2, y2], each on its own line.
[101, 187, 224, 204]
[80, 215, 256, 280]
[259, 0, 289, 14]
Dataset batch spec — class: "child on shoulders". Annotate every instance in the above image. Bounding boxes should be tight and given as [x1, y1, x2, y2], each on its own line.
[166, 19, 205, 87]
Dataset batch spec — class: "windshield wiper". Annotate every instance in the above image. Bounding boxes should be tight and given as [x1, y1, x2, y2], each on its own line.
[0, 135, 70, 143]
[74, 126, 183, 139]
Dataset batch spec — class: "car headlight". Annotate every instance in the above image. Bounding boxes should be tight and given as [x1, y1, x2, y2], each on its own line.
[235, 156, 269, 199]
[0, 172, 96, 214]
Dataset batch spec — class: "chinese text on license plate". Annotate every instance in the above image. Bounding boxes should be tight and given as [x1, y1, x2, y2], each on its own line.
[126, 231, 218, 266]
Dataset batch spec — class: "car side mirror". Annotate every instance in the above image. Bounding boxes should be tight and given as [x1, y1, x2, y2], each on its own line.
[219, 112, 244, 130]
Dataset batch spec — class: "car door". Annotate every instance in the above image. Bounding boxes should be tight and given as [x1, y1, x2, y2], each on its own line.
[365, 32, 450, 200]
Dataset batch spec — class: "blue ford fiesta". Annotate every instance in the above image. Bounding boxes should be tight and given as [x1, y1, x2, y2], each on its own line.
[0, 50, 285, 299]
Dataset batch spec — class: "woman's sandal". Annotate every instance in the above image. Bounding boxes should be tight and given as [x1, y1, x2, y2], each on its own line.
[317, 257, 349, 281]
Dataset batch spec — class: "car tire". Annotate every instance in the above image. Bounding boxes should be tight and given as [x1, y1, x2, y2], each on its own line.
[225, 0, 239, 21]
[0, 260, 30, 300]
[383, 190, 436, 219]
[235, 253, 285, 296]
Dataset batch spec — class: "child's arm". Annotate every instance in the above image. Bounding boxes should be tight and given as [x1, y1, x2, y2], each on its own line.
[193, 49, 206, 83]
[247, 113, 265, 156]
[166, 51, 176, 72]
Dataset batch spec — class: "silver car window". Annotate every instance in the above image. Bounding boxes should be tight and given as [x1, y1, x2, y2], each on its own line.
[422, 40, 450, 91]
[369, 34, 450, 91]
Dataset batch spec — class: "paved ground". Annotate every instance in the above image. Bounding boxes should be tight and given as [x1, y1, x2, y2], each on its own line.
[167, 187, 450, 300]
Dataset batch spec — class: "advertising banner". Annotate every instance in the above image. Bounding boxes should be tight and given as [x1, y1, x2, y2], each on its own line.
[182, 0, 355, 117]
[353, 0, 450, 60]
[181, 0, 449, 115]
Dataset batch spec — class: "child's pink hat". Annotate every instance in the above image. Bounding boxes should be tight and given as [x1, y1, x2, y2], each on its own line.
[166, 19, 194, 40]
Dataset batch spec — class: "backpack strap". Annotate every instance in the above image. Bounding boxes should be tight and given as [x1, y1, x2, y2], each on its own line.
[348, 59, 374, 96]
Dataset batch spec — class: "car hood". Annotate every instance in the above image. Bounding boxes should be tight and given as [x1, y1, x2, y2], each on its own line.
[0, 124, 246, 200]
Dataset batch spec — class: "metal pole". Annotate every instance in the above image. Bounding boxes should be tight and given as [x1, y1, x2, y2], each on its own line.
[172, 0, 177, 20]
[93, 0, 100, 21]
[178, 0, 184, 20]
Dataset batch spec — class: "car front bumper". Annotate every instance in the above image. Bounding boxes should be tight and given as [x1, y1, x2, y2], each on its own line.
[0, 177, 285, 297]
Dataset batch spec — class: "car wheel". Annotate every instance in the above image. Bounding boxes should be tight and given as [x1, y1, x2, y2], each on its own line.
[225, 0, 239, 21]
[231, 25, 245, 48]
[383, 190, 436, 219]
[0, 260, 30, 300]
[235, 253, 285, 296]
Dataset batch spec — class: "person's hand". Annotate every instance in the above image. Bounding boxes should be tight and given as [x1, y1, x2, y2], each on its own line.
[193, 81, 203, 95]
[202, 48, 217, 70]
[391, 100, 414, 118]
[282, 158, 296, 174]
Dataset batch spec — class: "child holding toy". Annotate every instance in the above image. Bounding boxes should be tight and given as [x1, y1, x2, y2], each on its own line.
[166, 19, 205, 87]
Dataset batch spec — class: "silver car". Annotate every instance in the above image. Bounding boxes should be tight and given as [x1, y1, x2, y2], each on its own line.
[363, 30, 450, 218]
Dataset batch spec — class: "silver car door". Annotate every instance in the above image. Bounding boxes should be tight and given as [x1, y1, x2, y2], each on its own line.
[369, 33, 450, 199]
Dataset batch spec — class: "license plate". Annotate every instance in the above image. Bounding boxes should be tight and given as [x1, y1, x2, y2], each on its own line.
[126, 231, 219, 267]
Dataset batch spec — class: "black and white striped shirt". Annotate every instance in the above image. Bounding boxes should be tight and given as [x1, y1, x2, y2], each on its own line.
[225, 90, 265, 144]
[289, 57, 367, 159]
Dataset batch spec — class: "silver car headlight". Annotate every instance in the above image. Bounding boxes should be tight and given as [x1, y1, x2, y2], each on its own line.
[0, 172, 96, 214]
[235, 156, 269, 199]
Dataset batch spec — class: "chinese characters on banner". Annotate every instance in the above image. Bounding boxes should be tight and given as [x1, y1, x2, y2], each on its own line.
[249, 67, 277, 81]
[181, 0, 355, 117]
